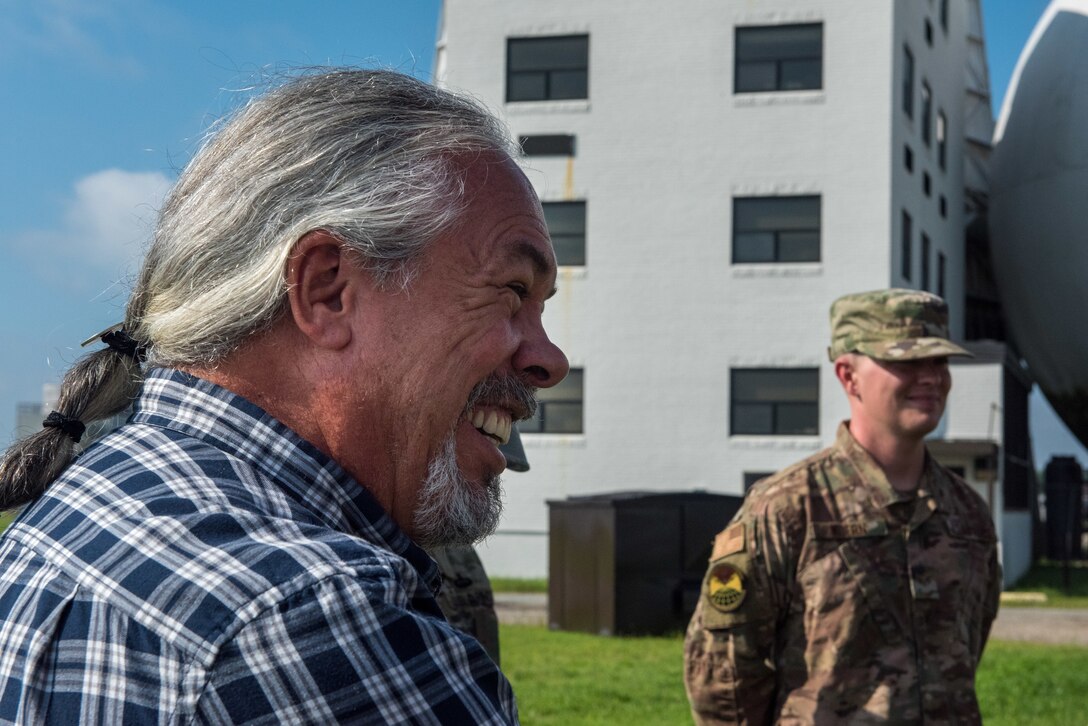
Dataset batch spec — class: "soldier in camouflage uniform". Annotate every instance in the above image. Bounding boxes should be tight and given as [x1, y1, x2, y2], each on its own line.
[684, 289, 1001, 724]
[430, 544, 502, 665]
[427, 429, 531, 666]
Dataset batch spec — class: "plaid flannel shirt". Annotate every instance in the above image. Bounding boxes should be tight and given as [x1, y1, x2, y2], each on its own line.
[0, 368, 518, 724]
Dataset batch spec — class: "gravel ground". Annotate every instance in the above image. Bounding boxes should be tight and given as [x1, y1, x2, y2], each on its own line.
[989, 606, 1088, 646]
[495, 594, 1088, 646]
[494, 592, 547, 626]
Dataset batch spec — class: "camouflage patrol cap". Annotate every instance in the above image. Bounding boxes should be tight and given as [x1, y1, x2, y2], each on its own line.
[828, 288, 973, 362]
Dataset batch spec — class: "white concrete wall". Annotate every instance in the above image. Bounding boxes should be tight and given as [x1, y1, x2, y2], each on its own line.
[891, 0, 970, 336]
[439, 0, 978, 577]
[1001, 510, 1034, 587]
[943, 362, 1004, 443]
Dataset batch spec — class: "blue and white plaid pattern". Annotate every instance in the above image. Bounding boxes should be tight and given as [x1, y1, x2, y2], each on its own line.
[0, 368, 517, 724]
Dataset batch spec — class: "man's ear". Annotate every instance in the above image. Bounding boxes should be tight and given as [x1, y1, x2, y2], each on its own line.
[835, 355, 859, 399]
[285, 230, 358, 350]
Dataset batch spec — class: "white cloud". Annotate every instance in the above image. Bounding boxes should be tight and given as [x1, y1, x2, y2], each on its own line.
[11, 169, 172, 292]
[65, 169, 172, 261]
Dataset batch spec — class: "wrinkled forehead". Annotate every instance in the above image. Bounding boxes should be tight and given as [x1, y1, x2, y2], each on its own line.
[432, 152, 557, 285]
[459, 151, 541, 208]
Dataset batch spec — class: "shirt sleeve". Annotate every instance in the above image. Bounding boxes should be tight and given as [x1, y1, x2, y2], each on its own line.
[978, 541, 1003, 655]
[194, 573, 517, 725]
[683, 504, 790, 726]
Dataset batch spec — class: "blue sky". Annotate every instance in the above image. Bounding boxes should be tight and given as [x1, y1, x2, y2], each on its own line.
[1, 0, 1078, 466]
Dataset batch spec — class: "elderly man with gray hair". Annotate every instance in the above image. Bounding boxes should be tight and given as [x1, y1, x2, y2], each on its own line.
[0, 69, 567, 724]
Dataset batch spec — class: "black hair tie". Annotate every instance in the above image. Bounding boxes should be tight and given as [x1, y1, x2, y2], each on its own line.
[100, 329, 146, 362]
[43, 411, 86, 444]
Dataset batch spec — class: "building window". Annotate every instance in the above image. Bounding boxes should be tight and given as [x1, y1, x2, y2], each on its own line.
[903, 45, 915, 118]
[731, 368, 819, 436]
[542, 201, 586, 267]
[732, 195, 821, 263]
[904, 144, 914, 173]
[937, 110, 947, 170]
[921, 81, 933, 146]
[521, 368, 583, 434]
[923, 171, 932, 197]
[520, 134, 576, 157]
[921, 233, 931, 290]
[940, 0, 949, 33]
[734, 24, 823, 93]
[938, 251, 947, 297]
[925, 19, 934, 47]
[744, 471, 775, 491]
[939, 195, 948, 218]
[901, 210, 913, 281]
[506, 35, 589, 102]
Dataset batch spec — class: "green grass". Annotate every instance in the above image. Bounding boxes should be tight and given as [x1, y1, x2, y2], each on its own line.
[500, 625, 689, 724]
[977, 640, 1088, 725]
[500, 625, 1088, 725]
[490, 577, 548, 593]
[1004, 559, 1088, 608]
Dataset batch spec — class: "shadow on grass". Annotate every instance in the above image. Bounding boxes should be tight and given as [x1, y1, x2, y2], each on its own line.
[1006, 559, 1088, 608]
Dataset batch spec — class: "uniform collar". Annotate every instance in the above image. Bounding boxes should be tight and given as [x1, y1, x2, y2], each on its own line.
[835, 421, 945, 520]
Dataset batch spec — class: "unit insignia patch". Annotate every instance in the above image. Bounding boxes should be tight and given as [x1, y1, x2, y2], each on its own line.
[706, 563, 746, 613]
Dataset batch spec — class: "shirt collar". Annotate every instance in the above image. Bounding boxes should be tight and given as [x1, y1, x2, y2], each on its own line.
[131, 367, 440, 589]
[835, 421, 945, 515]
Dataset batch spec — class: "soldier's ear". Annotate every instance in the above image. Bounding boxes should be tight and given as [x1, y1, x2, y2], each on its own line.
[834, 356, 861, 399]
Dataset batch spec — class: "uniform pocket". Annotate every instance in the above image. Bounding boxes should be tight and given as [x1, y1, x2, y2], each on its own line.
[836, 541, 906, 644]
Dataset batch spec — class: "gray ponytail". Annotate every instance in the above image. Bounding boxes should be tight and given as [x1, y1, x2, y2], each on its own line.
[0, 346, 142, 510]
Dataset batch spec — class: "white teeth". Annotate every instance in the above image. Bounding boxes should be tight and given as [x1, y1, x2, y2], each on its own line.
[470, 408, 512, 445]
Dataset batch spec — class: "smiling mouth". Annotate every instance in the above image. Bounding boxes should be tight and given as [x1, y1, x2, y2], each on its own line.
[470, 408, 512, 445]
[907, 394, 943, 408]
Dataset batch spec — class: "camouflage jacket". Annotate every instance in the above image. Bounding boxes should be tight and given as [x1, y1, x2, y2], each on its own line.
[430, 545, 502, 666]
[684, 423, 1001, 725]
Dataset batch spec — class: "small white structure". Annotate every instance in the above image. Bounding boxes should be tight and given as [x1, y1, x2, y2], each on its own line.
[434, 0, 1029, 582]
[939, 343, 1034, 587]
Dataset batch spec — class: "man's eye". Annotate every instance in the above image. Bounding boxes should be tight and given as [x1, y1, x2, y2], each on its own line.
[507, 283, 529, 299]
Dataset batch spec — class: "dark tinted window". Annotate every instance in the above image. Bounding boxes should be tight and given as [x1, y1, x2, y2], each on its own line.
[744, 471, 775, 491]
[903, 45, 914, 118]
[731, 369, 818, 435]
[522, 368, 583, 434]
[733, 196, 820, 263]
[901, 210, 913, 280]
[922, 233, 931, 290]
[507, 36, 589, 102]
[520, 134, 576, 156]
[735, 24, 822, 93]
[938, 252, 946, 297]
[921, 81, 933, 146]
[542, 201, 586, 267]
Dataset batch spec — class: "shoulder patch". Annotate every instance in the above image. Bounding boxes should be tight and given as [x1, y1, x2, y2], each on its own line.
[711, 523, 746, 559]
[706, 562, 746, 613]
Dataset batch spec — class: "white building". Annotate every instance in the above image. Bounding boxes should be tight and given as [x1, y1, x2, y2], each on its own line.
[435, 0, 1032, 584]
[13, 384, 59, 441]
